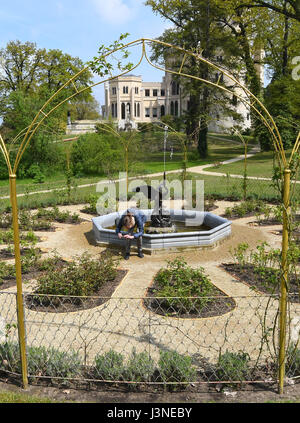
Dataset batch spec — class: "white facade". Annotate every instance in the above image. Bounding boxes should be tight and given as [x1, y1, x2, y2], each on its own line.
[103, 54, 264, 132]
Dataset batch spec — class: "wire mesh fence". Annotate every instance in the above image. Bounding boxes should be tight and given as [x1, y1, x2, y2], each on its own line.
[0, 291, 299, 388]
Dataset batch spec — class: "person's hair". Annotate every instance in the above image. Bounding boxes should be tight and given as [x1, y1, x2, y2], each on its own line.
[123, 212, 135, 228]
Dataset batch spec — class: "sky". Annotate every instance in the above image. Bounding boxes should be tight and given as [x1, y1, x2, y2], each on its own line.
[0, 0, 170, 108]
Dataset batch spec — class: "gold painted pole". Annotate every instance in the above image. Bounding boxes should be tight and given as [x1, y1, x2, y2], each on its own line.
[278, 168, 290, 394]
[9, 174, 28, 389]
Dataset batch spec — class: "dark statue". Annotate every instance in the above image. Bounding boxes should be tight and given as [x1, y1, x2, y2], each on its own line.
[134, 176, 172, 228]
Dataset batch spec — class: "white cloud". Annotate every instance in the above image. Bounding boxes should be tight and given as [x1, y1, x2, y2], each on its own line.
[91, 0, 141, 25]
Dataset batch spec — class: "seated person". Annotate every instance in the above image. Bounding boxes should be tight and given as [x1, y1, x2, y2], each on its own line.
[116, 208, 146, 260]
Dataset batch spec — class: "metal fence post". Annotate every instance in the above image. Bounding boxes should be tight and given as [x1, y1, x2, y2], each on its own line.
[9, 174, 28, 389]
[278, 168, 290, 394]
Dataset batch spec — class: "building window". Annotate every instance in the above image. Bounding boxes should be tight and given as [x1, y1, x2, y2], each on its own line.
[247, 113, 250, 120]
[145, 108, 150, 117]
[171, 81, 179, 95]
[160, 105, 165, 117]
[111, 103, 117, 118]
[153, 89, 158, 97]
[153, 108, 158, 118]
[175, 101, 179, 116]
[135, 87, 139, 94]
[145, 89, 150, 97]
[161, 89, 165, 97]
[112, 87, 117, 95]
[134, 102, 140, 117]
[126, 103, 131, 118]
[170, 101, 174, 116]
[121, 103, 126, 119]
[123, 86, 128, 94]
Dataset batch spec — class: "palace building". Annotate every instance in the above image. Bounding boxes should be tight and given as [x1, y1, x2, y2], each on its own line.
[101, 47, 264, 133]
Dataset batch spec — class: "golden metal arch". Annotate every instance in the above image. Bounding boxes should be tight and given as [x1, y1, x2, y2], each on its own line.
[0, 37, 299, 393]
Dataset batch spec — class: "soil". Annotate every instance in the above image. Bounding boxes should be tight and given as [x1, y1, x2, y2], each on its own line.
[222, 263, 300, 303]
[0, 376, 299, 404]
[145, 284, 236, 318]
[0, 247, 43, 260]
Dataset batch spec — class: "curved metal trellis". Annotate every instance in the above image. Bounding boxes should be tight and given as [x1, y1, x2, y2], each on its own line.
[0, 37, 299, 393]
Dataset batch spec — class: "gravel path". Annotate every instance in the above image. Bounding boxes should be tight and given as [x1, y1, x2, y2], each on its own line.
[1, 200, 296, 368]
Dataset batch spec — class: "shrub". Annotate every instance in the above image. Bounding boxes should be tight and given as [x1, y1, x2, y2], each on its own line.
[158, 350, 196, 385]
[152, 258, 215, 313]
[94, 350, 125, 381]
[286, 344, 300, 377]
[34, 252, 118, 297]
[27, 345, 82, 379]
[0, 342, 81, 379]
[124, 350, 155, 382]
[0, 341, 21, 373]
[217, 351, 250, 381]
[36, 206, 79, 223]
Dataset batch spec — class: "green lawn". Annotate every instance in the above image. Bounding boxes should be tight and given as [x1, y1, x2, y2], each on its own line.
[0, 390, 56, 403]
[207, 150, 276, 178]
[0, 136, 246, 199]
[207, 149, 298, 180]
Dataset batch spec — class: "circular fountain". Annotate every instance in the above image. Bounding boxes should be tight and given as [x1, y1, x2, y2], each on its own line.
[92, 125, 232, 253]
[92, 209, 232, 254]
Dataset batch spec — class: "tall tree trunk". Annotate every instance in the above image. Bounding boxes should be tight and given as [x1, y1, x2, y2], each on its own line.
[282, 1, 289, 76]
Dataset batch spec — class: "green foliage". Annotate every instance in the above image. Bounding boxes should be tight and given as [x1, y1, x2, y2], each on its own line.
[257, 77, 299, 151]
[0, 40, 97, 178]
[286, 344, 300, 377]
[34, 252, 118, 297]
[36, 206, 79, 223]
[70, 133, 123, 176]
[158, 350, 197, 384]
[152, 258, 215, 312]
[94, 350, 125, 381]
[25, 164, 46, 184]
[217, 350, 250, 381]
[27, 345, 82, 379]
[94, 349, 155, 383]
[230, 242, 249, 269]
[0, 341, 82, 379]
[88, 33, 133, 77]
[224, 199, 266, 218]
[124, 350, 155, 383]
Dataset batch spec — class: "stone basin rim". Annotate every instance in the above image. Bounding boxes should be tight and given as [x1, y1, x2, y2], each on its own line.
[92, 209, 232, 239]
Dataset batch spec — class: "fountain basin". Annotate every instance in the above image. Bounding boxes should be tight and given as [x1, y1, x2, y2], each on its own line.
[92, 209, 232, 254]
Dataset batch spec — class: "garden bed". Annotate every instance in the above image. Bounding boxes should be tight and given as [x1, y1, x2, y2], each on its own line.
[25, 269, 127, 313]
[0, 247, 44, 260]
[143, 258, 236, 318]
[222, 263, 299, 303]
[22, 252, 125, 313]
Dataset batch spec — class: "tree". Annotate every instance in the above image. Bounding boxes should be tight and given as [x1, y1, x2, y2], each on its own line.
[68, 97, 101, 121]
[0, 41, 95, 135]
[0, 40, 97, 176]
[146, 0, 245, 158]
[236, 0, 300, 22]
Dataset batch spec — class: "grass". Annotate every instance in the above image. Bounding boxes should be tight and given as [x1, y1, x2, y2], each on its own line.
[0, 166, 292, 213]
[0, 390, 56, 403]
[0, 136, 246, 200]
[208, 148, 299, 180]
